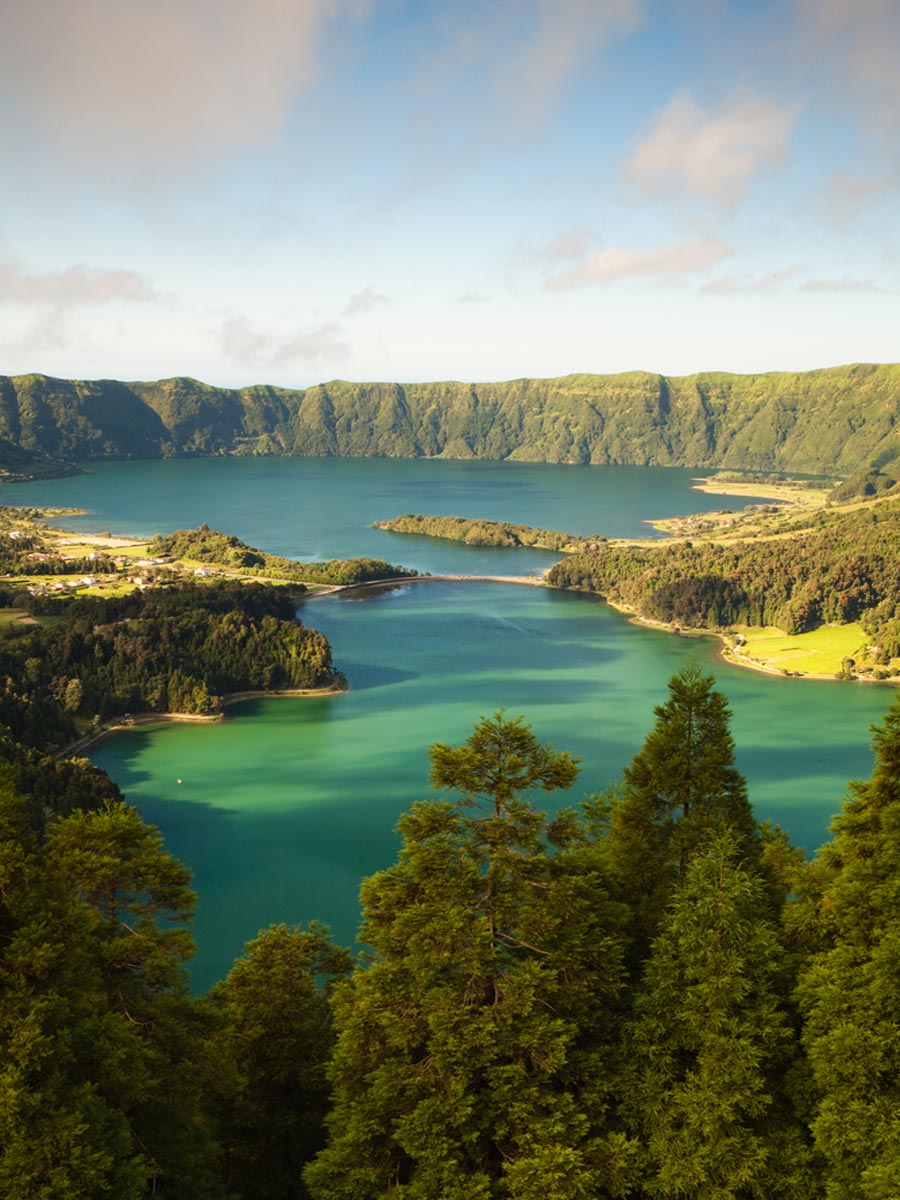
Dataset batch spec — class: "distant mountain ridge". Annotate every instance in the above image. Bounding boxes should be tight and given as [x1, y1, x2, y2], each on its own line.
[2, 363, 900, 479]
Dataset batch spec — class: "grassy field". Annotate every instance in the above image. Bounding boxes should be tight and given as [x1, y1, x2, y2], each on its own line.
[733, 624, 873, 676]
[0, 607, 34, 630]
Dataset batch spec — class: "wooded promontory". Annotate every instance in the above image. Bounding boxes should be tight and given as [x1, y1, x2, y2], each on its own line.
[3, 362, 900, 480]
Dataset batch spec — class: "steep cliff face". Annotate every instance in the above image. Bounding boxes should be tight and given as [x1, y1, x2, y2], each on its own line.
[2, 362, 899, 478]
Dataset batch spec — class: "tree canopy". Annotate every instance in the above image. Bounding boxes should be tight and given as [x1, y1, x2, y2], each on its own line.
[3, 666, 900, 1197]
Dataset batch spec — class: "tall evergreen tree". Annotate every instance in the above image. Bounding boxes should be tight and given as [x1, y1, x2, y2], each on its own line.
[0, 777, 221, 1198]
[797, 698, 900, 1198]
[306, 712, 634, 1200]
[622, 833, 815, 1199]
[203, 922, 351, 1200]
[606, 663, 758, 958]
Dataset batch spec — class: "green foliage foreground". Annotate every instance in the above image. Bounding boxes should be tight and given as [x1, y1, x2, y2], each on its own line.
[3, 667, 900, 1196]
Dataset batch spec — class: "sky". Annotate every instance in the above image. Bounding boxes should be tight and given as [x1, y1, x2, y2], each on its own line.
[1, 0, 898, 388]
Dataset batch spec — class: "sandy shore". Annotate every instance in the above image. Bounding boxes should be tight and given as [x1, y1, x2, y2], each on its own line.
[58, 685, 347, 757]
[690, 478, 831, 503]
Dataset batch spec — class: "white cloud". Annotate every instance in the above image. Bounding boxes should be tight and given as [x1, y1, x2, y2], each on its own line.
[455, 291, 491, 304]
[628, 90, 795, 204]
[545, 237, 730, 289]
[0, 259, 158, 306]
[0, 1, 359, 173]
[342, 288, 391, 318]
[220, 316, 348, 368]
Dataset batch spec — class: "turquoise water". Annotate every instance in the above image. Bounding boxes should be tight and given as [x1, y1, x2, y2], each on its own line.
[11, 459, 892, 990]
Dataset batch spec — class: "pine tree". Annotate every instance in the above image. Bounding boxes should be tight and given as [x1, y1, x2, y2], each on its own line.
[606, 663, 758, 959]
[796, 698, 900, 1198]
[0, 777, 221, 1198]
[203, 922, 351, 1200]
[623, 832, 814, 1199]
[305, 713, 634, 1199]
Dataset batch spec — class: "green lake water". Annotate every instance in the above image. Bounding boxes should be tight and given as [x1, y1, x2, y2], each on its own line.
[11, 459, 894, 991]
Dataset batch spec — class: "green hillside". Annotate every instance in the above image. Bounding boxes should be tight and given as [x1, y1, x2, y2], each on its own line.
[2, 363, 900, 479]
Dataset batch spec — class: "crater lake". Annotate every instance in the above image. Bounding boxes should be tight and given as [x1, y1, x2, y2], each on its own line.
[11, 456, 892, 989]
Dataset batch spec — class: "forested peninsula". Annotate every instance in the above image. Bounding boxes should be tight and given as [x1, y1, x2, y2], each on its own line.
[3, 361, 900, 481]
[373, 513, 605, 552]
[0, 580, 342, 745]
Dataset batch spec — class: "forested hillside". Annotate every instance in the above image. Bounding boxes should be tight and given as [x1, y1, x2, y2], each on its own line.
[0, 580, 342, 751]
[547, 495, 900, 661]
[4, 669, 900, 1196]
[3, 362, 900, 478]
[149, 525, 415, 586]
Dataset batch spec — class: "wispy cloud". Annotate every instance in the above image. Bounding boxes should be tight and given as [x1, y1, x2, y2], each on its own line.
[220, 315, 349, 369]
[546, 237, 730, 289]
[628, 90, 795, 204]
[493, 0, 643, 129]
[404, 0, 642, 164]
[702, 267, 804, 294]
[342, 288, 391, 318]
[797, 276, 885, 294]
[703, 268, 885, 295]
[531, 228, 596, 264]
[455, 291, 491, 304]
[797, 0, 900, 121]
[0, 259, 158, 305]
[827, 169, 900, 222]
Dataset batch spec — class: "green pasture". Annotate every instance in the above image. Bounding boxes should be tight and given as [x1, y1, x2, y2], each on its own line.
[737, 623, 871, 675]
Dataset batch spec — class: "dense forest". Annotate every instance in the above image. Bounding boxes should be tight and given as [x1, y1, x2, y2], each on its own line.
[0, 580, 343, 756]
[3, 665, 900, 1197]
[149, 525, 416, 586]
[3, 362, 900, 479]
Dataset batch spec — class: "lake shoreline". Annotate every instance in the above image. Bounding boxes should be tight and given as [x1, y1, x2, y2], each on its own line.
[58, 684, 348, 757]
[321, 573, 836, 681]
[316, 574, 892, 686]
[12, 465, 883, 690]
[600, 595, 894, 685]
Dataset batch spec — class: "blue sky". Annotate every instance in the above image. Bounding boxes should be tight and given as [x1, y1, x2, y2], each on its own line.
[1, 0, 897, 386]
